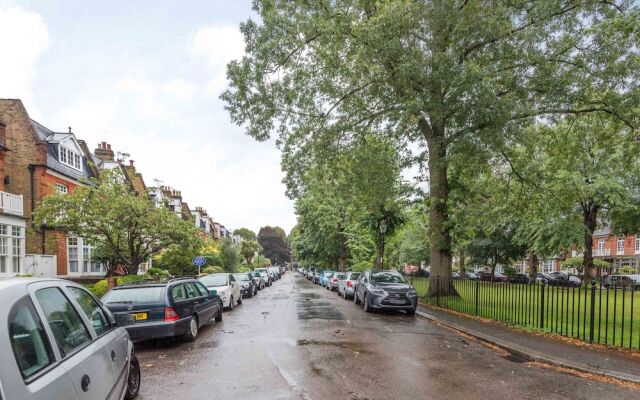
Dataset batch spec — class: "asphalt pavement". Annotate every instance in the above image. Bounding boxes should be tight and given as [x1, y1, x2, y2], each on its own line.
[135, 272, 640, 400]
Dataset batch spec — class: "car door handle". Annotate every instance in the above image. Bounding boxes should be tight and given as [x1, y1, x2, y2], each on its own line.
[81, 374, 91, 392]
[111, 350, 116, 362]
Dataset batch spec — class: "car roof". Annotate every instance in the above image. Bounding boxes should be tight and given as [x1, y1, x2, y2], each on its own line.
[0, 277, 73, 291]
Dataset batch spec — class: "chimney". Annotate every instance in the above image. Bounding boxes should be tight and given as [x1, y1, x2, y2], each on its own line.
[129, 160, 134, 167]
[94, 141, 115, 162]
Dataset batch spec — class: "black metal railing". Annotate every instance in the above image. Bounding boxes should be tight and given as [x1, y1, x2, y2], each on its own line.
[409, 276, 640, 351]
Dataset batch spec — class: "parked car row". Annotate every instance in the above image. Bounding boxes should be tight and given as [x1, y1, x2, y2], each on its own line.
[300, 268, 418, 315]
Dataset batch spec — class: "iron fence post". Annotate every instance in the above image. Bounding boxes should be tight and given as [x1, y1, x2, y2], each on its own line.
[589, 280, 596, 343]
[475, 278, 479, 316]
[436, 276, 440, 307]
[540, 282, 545, 330]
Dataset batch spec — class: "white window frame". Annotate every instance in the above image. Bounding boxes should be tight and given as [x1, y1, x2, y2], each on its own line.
[0, 224, 24, 276]
[59, 146, 82, 171]
[55, 183, 68, 194]
[636, 236, 640, 254]
[617, 237, 625, 254]
[67, 237, 104, 276]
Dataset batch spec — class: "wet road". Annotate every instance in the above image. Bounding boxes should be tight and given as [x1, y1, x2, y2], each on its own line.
[136, 272, 639, 400]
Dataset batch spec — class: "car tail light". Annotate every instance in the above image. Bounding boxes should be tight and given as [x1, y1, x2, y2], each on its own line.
[164, 307, 180, 322]
[332, 278, 338, 282]
[347, 281, 352, 287]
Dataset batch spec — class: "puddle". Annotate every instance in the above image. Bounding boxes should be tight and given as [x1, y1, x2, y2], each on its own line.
[298, 292, 322, 299]
[196, 341, 217, 349]
[297, 307, 344, 320]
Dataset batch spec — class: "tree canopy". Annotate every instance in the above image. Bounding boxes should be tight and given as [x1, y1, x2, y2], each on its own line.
[223, 0, 639, 295]
[257, 226, 292, 264]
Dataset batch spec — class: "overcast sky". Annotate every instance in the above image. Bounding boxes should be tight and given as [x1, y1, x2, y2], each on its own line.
[0, 0, 296, 234]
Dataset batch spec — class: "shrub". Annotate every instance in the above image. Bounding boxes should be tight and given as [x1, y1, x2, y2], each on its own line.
[351, 261, 373, 272]
[503, 265, 517, 277]
[89, 274, 147, 298]
[147, 267, 172, 279]
[618, 266, 636, 275]
[202, 265, 224, 274]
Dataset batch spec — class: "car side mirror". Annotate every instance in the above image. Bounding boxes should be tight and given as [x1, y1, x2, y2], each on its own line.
[209, 289, 217, 296]
[114, 313, 135, 327]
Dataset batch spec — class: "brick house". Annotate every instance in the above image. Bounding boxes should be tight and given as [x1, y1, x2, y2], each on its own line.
[0, 99, 104, 277]
[586, 227, 640, 274]
[0, 120, 26, 277]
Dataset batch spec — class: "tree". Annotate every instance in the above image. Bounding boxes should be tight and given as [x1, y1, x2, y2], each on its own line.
[223, 1, 638, 295]
[561, 257, 611, 276]
[240, 240, 262, 264]
[220, 238, 241, 272]
[34, 169, 202, 275]
[234, 228, 257, 241]
[257, 226, 291, 264]
[467, 224, 526, 277]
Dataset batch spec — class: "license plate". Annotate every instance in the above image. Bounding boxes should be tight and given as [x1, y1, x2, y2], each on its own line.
[389, 300, 405, 305]
[131, 312, 148, 321]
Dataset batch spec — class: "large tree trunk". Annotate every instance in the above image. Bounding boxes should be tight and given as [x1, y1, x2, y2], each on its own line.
[422, 118, 456, 296]
[528, 252, 538, 284]
[459, 250, 466, 280]
[582, 202, 598, 282]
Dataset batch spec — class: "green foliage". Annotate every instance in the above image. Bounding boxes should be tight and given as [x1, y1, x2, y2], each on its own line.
[233, 228, 257, 241]
[220, 238, 241, 272]
[146, 268, 171, 279]
[561, 257, 611, 270]
[33, 169, 203, 275]
[257, 226, 291, 264]
[252, 255, 272, 268]
[240, 240, 262, 264]
[503, 266, 517, 278]
[153, 241, 202, 277]
[618, 266, 637, 275]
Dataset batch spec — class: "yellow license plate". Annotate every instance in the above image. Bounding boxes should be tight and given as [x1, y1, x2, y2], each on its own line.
[131, 312, 148, 321]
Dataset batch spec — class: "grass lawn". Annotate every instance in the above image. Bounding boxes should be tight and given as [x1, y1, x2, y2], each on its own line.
[408, 276, 640, 351]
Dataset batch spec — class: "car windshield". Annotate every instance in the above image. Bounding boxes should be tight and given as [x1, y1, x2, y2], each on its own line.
[323, 271, 334, 276]
[252, 272, 261, 277]
[255, 268, 268, 273]
[335, 273, 346, 279]
[102, 286, 165, 304]
[200, 275, 229, 287]
[234, 274, 251, 282]
[371, 272, 407, 284]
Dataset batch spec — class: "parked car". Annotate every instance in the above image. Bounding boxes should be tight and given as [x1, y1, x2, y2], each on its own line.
[338, 272, 361, 299]
[254, 268, 273, 286]
[451, 272, 460, 280]
[268, 266, 280, 280]
[103, 277, 222, 343]
[509, 273, 530, 284]
[307, 267, 316, 280]
[320, 270, 335, 287]
[327, 272, 347, 291]
[252, 271, 266, 289]
[2, 277, 141, 400]
[604, 274, 640, 290]
[545, 272, 581, 287]
[476, 271, 508, 282]
[354, 270, 418, 315]
[313, 270, 323, 284]
[465, 271, 479, 280]
[199, 273, 242, 310]
[234, 273, 257, 298]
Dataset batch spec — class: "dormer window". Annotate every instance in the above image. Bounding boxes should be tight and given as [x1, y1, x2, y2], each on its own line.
[59, 146, 82, 170]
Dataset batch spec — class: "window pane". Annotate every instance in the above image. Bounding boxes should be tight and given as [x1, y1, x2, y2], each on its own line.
[13, 257, 20, 273]
[0, 225, 7, 235]
[195, 282, 209, 297]
[9, 297, 55, 379]
[67, 287, 111, 336]
[0, 237, 7, 255]
[0, 256, 6, 273]
[185, 283, 199, 298]
[35, 287, 91, 357]
[171, 284, 186, 301]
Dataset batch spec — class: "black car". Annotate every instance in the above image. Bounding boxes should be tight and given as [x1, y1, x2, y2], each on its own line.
[234, 273, 257, 298]
[102, 277, 223, 342]
[354, 270, 418, 315]
[509, 273, 530, 284]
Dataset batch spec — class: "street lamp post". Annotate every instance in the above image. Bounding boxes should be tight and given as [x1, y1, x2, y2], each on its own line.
[379, 219, 387, 270]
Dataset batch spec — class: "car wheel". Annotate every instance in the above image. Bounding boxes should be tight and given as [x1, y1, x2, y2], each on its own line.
[183, 315, 199, 342]
[238, 294, 243, 304]
[215, 303, 223, 322]
[354, 291, 361, 305]
[406, 306, 416, 316]
[125, 355, 141, 399]
[364, 294, 372, 312]
[229, 296, 234, 310]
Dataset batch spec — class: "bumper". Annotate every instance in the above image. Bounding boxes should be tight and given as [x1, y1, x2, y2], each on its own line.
[369, 295, 418, 311]
[343, 287, 355, 296]
[241, 288, 253, 296]
[124, 317, 192, 342]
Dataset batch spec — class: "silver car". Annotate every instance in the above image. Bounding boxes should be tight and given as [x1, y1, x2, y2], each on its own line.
[0, 277, 140, 400]
[337, 272, 360, 299]
[327, 272, 347, 291]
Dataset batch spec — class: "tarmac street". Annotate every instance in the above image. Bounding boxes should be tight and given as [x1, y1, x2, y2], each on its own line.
[136, 272, 639, 400]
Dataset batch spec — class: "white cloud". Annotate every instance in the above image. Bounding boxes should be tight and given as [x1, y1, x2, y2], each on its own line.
[187, 24, 245, 95]
[0, 6, 49, 112]
[116, 77, 169, 120]
[163, 79, 196, 101]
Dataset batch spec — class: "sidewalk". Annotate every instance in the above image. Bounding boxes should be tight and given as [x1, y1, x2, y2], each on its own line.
[416, 304, 640, 385]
